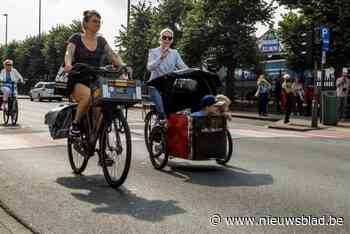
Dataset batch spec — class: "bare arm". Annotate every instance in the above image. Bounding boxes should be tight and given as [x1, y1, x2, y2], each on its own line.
[104, 43, 124, 66]
[64, 43, 76, 71]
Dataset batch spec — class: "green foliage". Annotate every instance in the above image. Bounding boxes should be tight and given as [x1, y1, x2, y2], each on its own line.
[278, 0, 350, 72]
[0, 20, 82, 93]
[116, 1, 155, 81]
[178, 0, 274, 100]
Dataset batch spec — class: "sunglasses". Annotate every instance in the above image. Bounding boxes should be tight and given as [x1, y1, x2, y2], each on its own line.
[161, 36, 173, 41]
[5, 64, 12, 66]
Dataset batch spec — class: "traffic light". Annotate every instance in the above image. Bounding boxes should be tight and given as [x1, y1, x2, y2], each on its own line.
[298, 30, 313, 64]
[298, 27, 322, 64]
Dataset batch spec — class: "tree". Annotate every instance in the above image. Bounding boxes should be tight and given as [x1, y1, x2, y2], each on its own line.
[278, 12, 316, 72]
[116, 1, 155, 81]
[277, 0, 350, 73]
[179, 0, 274, 101]
[42, 20, 82, 79]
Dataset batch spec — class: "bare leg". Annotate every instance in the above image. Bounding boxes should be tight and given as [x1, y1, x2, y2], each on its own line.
[72, 84, 91, 122]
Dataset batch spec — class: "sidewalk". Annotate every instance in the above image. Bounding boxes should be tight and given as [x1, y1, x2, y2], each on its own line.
[230, 110, 350, 132]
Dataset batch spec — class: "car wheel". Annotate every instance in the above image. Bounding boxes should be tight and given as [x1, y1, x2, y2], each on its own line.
[30, 94, 34, 101]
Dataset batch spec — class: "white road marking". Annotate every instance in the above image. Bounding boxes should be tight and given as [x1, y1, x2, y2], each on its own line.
[0, 132, 144, 150]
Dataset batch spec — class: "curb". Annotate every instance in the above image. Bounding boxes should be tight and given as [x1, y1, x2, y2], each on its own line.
[231, 114, 281, 122]
[267, 124, 318, 132]
[0, 199, 40, 234]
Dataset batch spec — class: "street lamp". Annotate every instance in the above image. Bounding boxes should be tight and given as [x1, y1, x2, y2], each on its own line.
[38, 0, 41, 39]
[3, 13, 8, 47]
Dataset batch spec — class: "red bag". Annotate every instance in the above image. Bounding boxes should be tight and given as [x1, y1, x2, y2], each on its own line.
[166, 114, 190, 159]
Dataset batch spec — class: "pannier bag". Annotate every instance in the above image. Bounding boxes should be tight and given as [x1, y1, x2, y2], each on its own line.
[191, 115, 227, 160]
[54, 65, 69, 96]
[44, 104, 76, 139]
[172, 79, 198, 94]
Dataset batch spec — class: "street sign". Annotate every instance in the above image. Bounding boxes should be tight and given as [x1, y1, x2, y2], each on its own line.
[320, 26, 330, 52]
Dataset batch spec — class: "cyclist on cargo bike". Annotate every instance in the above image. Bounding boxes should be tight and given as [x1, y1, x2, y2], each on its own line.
[144, 68, 233, 170]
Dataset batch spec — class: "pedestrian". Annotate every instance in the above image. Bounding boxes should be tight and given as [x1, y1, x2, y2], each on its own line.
[336, 70, 350, 121]
[147, 28, 188, 120]
[282, 74, 294, 124]
[304, 82, 314, 116]
[0, 59, 24, 110]
[274, 76, 282, 113]
[255, 74, 271, 116]
[292, 77, 304, 116]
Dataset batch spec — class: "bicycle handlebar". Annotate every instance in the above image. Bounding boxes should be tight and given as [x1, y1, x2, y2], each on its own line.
[66, 63, 130, 79]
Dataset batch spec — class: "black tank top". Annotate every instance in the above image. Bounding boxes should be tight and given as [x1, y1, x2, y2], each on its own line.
[67, 33, 107, 67]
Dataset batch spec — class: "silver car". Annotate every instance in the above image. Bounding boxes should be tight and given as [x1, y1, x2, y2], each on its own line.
[29, 82, 63, 102]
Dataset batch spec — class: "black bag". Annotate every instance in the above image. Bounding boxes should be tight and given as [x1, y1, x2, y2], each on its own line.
[45, 104, 76, 139]
[54, 65, 68, 96]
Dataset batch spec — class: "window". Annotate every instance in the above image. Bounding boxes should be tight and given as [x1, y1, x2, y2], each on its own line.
[46, 83, 55, 89]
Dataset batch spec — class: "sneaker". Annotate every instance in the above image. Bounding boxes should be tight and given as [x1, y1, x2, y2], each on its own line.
[98, 156, 114, 167]
[69, 120, 81, 137]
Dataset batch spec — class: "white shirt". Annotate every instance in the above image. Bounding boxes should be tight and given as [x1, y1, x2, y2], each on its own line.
[147, 47, 188, 80]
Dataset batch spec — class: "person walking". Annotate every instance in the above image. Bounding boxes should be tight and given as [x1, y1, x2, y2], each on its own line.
[282, 74, 294, 124]
[255, 74, 271, 116]
[292, 77, 304, 116]
[336, 70, 350, 121]
[274, 76, 282, 113]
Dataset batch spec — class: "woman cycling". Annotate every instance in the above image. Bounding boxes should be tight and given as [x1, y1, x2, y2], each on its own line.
[147, 28, 188, 120]
[0, 59, 24, 110]
[64, 10, 124, 137]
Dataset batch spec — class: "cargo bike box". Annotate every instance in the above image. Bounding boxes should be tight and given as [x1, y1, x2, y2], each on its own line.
[144, 68, 233, 170]
[167, 113, 228, 161]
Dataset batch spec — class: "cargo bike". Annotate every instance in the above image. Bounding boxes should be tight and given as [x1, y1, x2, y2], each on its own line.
[144, 68, 233, 170]
[45, 63, 141, 188]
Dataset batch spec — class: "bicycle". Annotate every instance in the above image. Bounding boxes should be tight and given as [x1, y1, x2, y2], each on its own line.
[0, 81, 19, 126]
[66, 63, 140, 188]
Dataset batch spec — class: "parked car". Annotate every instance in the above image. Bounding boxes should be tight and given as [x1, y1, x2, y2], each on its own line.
[29, 82, 63, 102]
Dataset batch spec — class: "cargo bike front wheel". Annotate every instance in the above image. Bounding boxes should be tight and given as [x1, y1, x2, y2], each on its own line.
[148, 125, 169, 170]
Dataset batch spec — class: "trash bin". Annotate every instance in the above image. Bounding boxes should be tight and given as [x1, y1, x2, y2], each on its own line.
[321, 91, 338, 125]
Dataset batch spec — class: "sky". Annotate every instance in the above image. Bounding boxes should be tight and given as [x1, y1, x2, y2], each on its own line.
[0, 0, 287, 49]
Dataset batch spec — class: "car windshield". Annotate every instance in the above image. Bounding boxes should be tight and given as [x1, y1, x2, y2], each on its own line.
[46, 83, 55, 89]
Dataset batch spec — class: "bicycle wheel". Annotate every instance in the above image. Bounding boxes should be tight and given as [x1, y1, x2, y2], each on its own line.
[216, 129, 233, 165]
[10, 99, 18, 125]
[100, 111, 131, 188]
[3, 107, 9, 125]
[144, 110, 158, 153]
[67, 130, 89, 174]
[148, 125, 169, 170]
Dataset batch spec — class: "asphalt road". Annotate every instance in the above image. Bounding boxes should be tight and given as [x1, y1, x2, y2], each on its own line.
[0, 100, 349, 234]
